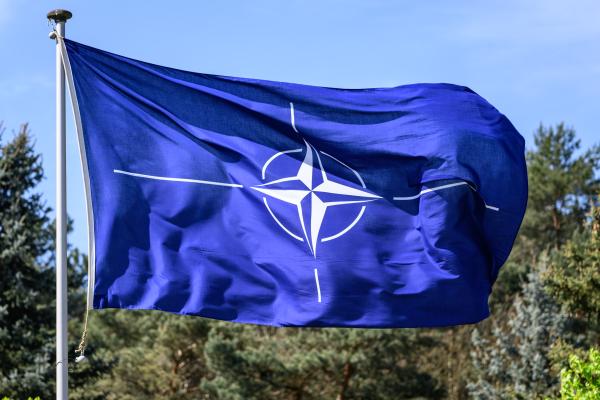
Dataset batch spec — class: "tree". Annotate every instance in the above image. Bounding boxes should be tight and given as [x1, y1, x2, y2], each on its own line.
[543, 206, 600, 324]
[202, 324, 444, 400]
[468, 267, 566, 399]
[541, 206, 600, 389]
[0, 125, 54, 397]
[491, 123, 598, 309]
[71, 310, 212, 400]
[0, 124, 90, 399]
[519, 123, 599, 259]
[559, 348, 600, 400]
[467, 124, 598, 399]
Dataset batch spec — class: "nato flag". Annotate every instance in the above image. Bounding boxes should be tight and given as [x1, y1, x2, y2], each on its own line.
[64, 39, 527, 328]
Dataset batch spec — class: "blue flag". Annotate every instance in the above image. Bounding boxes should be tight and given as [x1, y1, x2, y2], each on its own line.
[65, 39, 527, 327]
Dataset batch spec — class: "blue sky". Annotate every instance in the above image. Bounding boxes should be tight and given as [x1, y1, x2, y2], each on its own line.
[1, 0, 599, 251]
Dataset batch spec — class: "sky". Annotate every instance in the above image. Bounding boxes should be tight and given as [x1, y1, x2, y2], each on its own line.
[0, 0, 599, 252]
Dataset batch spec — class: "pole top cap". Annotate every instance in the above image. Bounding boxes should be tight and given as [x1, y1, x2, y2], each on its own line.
[47, 9, 72, 22]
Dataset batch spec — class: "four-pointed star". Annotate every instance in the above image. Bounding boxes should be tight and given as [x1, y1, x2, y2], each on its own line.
[252, 140, 381, 257]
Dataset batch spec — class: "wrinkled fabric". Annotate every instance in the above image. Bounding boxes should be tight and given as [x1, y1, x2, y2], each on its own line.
[66, 39, 527, 327]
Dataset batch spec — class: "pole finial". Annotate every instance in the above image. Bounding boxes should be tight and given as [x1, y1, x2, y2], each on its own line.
[47, 9, 72, 22]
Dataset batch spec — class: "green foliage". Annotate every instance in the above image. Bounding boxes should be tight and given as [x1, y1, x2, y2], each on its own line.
[470, 122, 600, 400]
[202, 324, 444, 400]
[71, 314, 443, 400]
[519, 123, 599, 259]
[543, 207, 600, 322]
[70, 310, 211, 400]
[468, 267, 566, 399]
[0, 124, 90, 399]
[492, 124, 598, 311]
[559, 348, 600, 399]
[542, 211, 600, 399]
[1, 397, 41, 400]
[0, 124, 54, 398]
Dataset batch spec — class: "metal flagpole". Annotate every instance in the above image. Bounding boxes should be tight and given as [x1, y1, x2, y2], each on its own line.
[47, 9, 72, 400]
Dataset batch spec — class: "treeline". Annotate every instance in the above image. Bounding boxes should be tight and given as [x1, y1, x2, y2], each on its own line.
[0, 123, 598, 399]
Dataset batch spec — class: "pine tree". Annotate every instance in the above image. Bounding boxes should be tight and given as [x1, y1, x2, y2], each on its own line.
[468, 267, 566, 399]
[71, 310, 212, 400]
[0, 124, 54, 397]
[460, 124, 599, 399]
[540, 206, 600, 382]
[202, 324, 444, 400]
[492, 124, 598, 309]
[519, 123, 599, 259]
[0, 124, 90, 398]
[543, 207, 600, 324]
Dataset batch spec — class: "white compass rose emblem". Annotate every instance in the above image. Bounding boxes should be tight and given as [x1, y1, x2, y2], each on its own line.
[252, 132, 380, 256]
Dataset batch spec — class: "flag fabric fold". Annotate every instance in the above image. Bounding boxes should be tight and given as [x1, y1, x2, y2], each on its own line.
[65, 39, 527, 327]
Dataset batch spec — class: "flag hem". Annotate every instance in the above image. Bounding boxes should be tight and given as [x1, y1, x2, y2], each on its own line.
[58, 36, 96, 311]
[91, 297, 491, 329]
